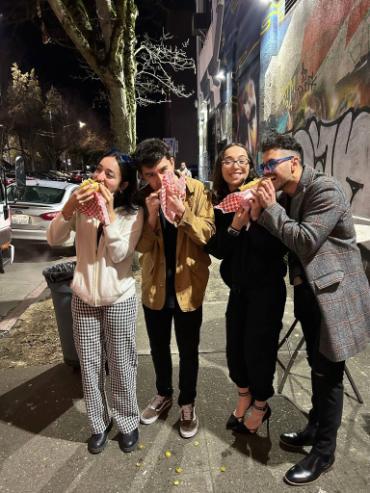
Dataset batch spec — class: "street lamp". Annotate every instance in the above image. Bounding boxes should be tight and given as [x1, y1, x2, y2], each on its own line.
[62, 121, 87, 171]
[63, 120, 86, 130]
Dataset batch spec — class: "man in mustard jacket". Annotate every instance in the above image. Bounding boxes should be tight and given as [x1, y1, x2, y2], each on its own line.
[134, 139, 214, 438]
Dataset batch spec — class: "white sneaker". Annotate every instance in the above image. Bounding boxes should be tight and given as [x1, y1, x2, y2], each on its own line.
[140, 395, 172, 425]
[179, 404, 199, 438]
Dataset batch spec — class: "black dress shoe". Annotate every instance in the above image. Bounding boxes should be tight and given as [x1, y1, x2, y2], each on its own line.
[284, 451, 335, 485]
[87, 419, 113, 454]
[118, 427, 139, 453]
[280, 426, 317, 449]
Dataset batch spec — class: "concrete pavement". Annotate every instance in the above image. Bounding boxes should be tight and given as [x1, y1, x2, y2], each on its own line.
[0, 259, 369, 492]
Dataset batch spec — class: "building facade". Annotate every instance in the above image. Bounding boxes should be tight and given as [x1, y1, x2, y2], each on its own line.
[195, 0, 370, 256]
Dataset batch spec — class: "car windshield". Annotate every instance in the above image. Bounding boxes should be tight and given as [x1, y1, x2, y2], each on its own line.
[7, 185, 65, 204]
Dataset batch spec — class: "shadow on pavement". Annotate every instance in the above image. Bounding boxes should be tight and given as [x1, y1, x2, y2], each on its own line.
[0, 363, 84, 448]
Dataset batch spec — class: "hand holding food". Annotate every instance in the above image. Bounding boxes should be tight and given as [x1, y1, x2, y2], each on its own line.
[215, 178, 262, 214]
[77, 179, 111, 225]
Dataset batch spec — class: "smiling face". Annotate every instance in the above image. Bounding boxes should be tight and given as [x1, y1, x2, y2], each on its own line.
[140, 156, 175, 191]
[92, 156, 124, 193]
[221, 145, 250, 192]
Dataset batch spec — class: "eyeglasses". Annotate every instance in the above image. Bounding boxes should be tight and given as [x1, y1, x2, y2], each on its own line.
[257, 155, 294, 175]
[222, 157, 249, 166]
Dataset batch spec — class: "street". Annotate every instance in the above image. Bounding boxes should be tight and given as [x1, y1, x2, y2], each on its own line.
[0, 256, 369, 492]
[0, 241, 74, 323]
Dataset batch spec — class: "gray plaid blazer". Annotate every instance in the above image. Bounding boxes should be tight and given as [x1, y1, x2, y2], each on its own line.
[259, 165, 370, 362]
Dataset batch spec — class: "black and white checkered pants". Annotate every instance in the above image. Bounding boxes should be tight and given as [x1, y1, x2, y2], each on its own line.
[72, 294, 139, 434]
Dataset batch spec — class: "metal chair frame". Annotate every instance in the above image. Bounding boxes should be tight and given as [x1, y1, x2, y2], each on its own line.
[277, 318, 363, 404]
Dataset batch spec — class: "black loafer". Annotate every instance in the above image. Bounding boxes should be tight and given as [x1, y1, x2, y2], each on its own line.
[284, 451, 334, 485]
[118, 427, 139, 453]
[280, 426, 317, 449]
[87, 419, 113, 454]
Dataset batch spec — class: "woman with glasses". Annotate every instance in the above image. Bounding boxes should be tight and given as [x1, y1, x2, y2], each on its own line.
[206, 143, 287, 434]
[47, 150, 143, 454]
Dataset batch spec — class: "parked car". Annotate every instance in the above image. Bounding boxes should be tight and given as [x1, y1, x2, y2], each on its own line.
[0, 175, 14, 272]
[7, 179, 78, 247]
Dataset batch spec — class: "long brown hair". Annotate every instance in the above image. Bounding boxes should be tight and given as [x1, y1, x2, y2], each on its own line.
[212, 143, 256, 204]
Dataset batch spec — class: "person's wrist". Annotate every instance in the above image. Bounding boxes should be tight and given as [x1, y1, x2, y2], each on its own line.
[62, 201, 75, 220]
[227, 225, 241, 237]
[62, 208, 73, 221]
[230, 222, 241, 231]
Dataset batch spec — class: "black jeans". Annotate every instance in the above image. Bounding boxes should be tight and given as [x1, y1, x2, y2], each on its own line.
[226, 280, 286, 401]
[143, 302, 202, 406]
[294, 282, 345, 457]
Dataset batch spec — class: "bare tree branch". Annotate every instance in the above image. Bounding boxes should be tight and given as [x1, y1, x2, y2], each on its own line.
[135, 32, 195, 106]
[47, 0, 104, 77]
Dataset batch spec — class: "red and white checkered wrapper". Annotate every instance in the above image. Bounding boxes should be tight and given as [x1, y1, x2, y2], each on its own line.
[215, 188, 255, 214]
[160, 172, 186, 224]
[77, 192, 111, 225]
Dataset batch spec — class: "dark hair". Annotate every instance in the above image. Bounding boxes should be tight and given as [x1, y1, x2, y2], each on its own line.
[133, 138, 172, 171]
[101, 149, 138, 213]
[261, 133, 303, 161]
[212, 143, 256, 204]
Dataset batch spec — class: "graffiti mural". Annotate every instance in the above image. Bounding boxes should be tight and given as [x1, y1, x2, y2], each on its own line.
[237, 66, 259, 156]
[260, 0, 370, 226]
[294, 109, 370, 219]
[219, 0, 267, 156]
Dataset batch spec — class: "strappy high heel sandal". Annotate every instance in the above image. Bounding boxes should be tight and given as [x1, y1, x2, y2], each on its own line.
[237, 402, 271, 434]
[226, 390, 252, 430]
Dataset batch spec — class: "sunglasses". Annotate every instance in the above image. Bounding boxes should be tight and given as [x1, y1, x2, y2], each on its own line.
[257, 155, 294, 175]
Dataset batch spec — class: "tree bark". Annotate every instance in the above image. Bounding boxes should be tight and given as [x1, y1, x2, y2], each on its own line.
[104, 76, 135, 152]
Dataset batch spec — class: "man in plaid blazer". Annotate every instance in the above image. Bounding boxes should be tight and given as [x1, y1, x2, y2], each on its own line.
[256, 133, 370, 486]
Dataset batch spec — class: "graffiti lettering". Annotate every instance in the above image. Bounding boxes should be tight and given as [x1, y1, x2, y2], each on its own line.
[281, 64, 317, 112]
[260, 0, 285, 36]
[294, 109, 370, 218]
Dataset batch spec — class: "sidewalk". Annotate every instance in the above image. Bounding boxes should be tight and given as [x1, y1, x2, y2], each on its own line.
[0, 260, 369, 493]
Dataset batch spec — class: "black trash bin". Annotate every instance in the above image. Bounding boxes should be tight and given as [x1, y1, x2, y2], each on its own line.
[43, 261, 80, 368]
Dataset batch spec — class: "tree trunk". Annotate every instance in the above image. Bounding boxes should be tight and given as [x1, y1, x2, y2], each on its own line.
[105, 76, 136, 153]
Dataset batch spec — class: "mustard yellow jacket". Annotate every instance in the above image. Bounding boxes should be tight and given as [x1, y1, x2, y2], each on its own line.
[136, 177, 215, 311]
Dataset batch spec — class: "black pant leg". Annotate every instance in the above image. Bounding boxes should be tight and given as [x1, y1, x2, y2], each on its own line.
[225, 291, 249, 388]
[294, 283, 345, 456]
[294, 283, 321, 426]
[311, 352, 345, 456]
[143, 305, 174, 397]
[244, 280, 286, 401]
[173, 303, 202, 406]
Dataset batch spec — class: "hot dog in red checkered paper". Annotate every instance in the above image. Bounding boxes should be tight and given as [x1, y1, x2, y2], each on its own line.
[215, 178, 262, 214]
[159, 172, 186, 224]
[76, 179, 111, 225]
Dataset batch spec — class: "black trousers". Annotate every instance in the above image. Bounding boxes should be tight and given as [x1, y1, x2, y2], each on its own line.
[226, 280, 286, 401]
[143, 302, 202, 406]
[294, 282, 345, 457]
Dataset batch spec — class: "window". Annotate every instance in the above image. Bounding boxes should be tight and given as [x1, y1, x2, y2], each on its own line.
[7, 185, 65, 204]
